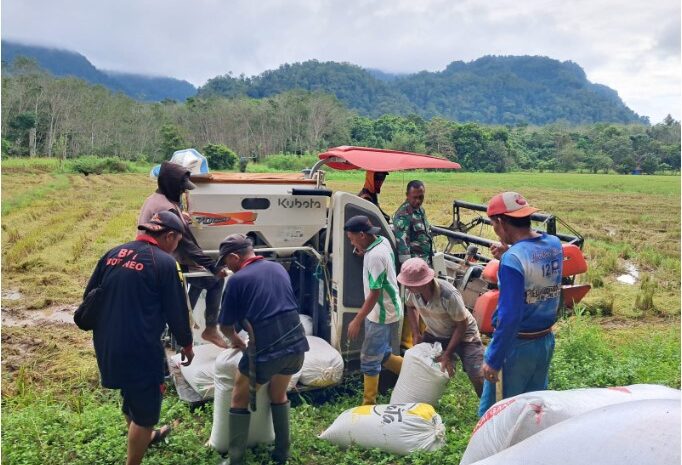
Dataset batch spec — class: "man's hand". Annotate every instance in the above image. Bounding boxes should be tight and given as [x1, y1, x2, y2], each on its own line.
[230, 334, 247, 351]
[435, 353, 455, 377]
[481, 362, 499, 383]
[181, 211, 193, 224]
[216, 267, 229, 279]
[180, 345, 195, 366]
[490, 242, 509, 260]
[347, 317, 363, 341]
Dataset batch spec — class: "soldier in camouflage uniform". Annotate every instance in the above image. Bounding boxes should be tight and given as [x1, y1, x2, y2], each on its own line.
[393, 180, 433, 350]
[393, 180, 433, 267]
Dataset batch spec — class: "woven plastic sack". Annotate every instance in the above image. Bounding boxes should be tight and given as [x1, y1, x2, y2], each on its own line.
[319, 403, 446, 455]
[171, 343, 225, 399]
[462, 384, 681, 465]
[300, 314, 314, 336]
[468, 399, 680, 465]
[390, 342, 450, 405]
[209, 348, 274, 451]
[299, 336, 343, 387]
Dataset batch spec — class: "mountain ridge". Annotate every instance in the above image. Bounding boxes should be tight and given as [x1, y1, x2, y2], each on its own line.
[1, 40, 197, 102]
[1, 40, 647, 125]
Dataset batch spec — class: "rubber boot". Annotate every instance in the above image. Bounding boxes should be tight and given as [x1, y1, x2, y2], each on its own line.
[218, 409, 250, 465]
[271, 401, 291, 464]
[382, 354, 403, 375]
[363, 374, 380, 405]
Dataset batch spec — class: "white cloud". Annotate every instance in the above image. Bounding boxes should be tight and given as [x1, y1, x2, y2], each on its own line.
[2, 0, 679, 121]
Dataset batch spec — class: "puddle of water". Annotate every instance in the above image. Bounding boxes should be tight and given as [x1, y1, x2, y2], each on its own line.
[616, 262, 640, 285]
[1, 306, 76, 327]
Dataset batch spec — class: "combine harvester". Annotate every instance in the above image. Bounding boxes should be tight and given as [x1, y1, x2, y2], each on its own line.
[170, 146, 590, 402]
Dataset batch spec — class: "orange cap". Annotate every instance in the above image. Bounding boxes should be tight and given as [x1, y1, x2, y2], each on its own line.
[487, 192, 539, 218]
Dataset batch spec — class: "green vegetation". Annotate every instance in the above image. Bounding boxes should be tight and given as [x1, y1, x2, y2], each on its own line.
[2, 316, 678, 465]
[1, 160, 679, 464]
[199, 57, 645, 124]
[3, 58, 679, 173]
[202, 144, 238, 170]
[2, 41, 196, 102]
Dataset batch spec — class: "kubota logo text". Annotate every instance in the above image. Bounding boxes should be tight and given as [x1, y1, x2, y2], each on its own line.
[277, 198, 322, 209]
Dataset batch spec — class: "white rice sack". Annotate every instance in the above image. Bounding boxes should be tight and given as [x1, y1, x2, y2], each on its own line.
[213, 347, 243, 390]
[461, 384, 681, 465]
[300, 314, 314, 336]
[319, 403, 446, 455]
[171, 343, 225, 399]
[214, 335, 302, 392]
[390, 342, 450, 405]
[299, 336, 344, 387]
[469, 399, 680, 465]
[288, 369, 302, 390]
[209, 383, 275, 452]
[210, 344, 275, 451]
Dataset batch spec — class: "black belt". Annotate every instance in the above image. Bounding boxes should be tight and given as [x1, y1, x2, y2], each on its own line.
[517, 327, 553, 340]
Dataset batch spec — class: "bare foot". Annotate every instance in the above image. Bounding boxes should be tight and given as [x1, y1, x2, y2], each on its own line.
[201, 327, 228, 348]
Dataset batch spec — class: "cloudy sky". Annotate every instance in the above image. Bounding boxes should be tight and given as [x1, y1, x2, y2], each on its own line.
[2, 0, 680, 122]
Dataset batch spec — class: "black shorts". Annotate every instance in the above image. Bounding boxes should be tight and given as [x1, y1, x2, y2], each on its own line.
[120, 383, 163, 428]
[238, 352, 305, 385]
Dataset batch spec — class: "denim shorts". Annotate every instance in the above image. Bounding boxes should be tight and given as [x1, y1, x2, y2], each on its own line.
[361, 320, 399, 376]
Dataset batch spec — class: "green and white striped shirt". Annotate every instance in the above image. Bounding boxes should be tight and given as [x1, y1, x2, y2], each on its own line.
[363, 236, 402, 324]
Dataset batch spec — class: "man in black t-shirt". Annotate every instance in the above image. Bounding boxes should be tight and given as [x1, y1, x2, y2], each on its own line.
[217, 234, 309, 465]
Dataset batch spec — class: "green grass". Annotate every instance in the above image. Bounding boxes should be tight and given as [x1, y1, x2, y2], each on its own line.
[2, 318, 678, 465]
[1, 159, 679, 464]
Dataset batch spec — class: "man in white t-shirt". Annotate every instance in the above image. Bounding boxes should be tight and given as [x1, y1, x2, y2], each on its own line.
[398, 257, 484, 397]
[344, 215, 404, 405]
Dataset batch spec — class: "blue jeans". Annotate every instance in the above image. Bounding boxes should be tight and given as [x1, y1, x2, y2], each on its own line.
[478, 333, 555, 417]
[360, 320, 399, 376]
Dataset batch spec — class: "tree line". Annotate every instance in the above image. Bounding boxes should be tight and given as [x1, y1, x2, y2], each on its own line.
[2, 58, 679, 174]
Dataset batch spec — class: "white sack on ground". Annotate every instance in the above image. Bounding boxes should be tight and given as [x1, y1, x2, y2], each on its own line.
[300, 314, 314, 336]
[319, 403, 445, 455]
[461, 384, 681, 465]
[299, 336, 344, 387]
[390, 342, 450, 405]
[468, 399, 681, 465]
[209, 348, 274, 451]
[171, 343, 225, 399]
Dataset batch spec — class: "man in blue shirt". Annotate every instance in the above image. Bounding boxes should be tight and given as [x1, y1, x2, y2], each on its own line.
[478, 192, 563, 417]
[217, 234, 309, 465]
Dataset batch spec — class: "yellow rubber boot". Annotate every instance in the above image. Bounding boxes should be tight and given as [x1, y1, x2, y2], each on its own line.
[400, 322, 414, 350]
[363, 374, 380, 405]
[382, 354, 403, 375]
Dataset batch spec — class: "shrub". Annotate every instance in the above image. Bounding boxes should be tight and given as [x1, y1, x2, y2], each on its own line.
[634, 274, 657, 314]
[1, 138, 12, 156]
[263, 153, 319, 171]
[202, 144, 237, 170]
[65, 156, 130, 175]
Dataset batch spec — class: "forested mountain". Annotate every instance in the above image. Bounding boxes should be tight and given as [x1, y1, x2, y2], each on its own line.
[199, 57, 647, 125]
[3, 60, 679, 174]
[1, 41, 196, 102]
